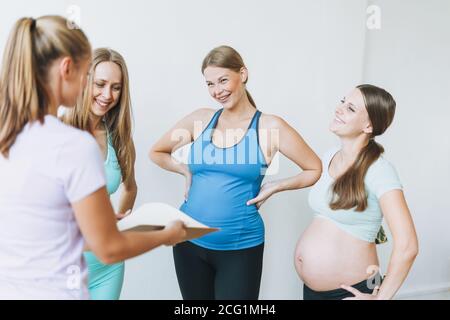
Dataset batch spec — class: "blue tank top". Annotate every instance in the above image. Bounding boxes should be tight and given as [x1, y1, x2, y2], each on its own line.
[180, 109, 268, 250]
[104, 127, 122, 195]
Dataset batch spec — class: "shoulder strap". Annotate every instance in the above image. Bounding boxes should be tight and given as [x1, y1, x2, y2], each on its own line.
[250, 110, 262, 129]
[209, 108, 223, 130]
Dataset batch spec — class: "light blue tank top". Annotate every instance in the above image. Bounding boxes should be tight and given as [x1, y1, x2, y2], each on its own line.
[180, 109, 268, 250]
[104, 127, 122, 195]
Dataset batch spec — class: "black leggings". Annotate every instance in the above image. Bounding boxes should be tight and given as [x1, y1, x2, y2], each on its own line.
[303, 274, 383, 300]
[173, 241, 264, 300]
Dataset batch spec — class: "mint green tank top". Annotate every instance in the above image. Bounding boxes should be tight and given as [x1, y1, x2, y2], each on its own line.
[308, 147, 403, 243]
[104, 127, 122, 195]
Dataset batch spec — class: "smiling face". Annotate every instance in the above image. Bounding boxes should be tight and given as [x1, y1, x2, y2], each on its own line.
[329, 88, 373, 138]
[91, 61, 122, 117]
[203, 66, 248, 109]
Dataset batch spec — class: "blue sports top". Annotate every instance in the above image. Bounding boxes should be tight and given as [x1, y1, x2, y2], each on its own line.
[104, 127, 122, 195]
[180, 109, 268, 250]
[308, 147, 403, 243]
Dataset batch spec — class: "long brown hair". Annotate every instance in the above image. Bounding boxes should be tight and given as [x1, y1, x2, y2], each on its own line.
[201, 45, 256, 108]
[63, 48, 134, 183]
[0, 16, 91, 157]
[330, 84, 396, 211]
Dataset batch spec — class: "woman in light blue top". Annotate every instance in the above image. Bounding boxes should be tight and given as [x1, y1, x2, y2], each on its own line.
[295, 84, 419, 300]
[64, 48, 137, 300]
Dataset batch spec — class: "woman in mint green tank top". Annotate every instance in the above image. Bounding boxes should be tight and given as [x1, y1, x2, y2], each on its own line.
[294, 85, 418, 300]
[64, 48, 137, 300]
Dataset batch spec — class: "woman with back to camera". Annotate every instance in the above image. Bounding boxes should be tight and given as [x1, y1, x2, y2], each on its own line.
[0, 15, 186, 300]
[150, 45, 322, 300]
[295, 84, 418, 300]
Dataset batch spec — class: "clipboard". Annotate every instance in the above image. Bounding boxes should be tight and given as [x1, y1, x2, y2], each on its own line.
[117, 202, 219, 240]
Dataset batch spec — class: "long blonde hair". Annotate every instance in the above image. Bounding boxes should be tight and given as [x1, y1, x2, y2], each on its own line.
[0, 16, 91, 157]
[63, 48, 134, 183]
[201, 45, 257, 108]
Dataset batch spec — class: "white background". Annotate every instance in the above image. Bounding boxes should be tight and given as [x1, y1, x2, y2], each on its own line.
[0, 0, 449, 299]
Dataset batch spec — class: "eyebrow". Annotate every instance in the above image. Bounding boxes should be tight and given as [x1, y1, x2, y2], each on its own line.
[206, 75, 228, 83]
[343, 98, 356, 107]
[94, 79, 122, 86]
[348, 102, 362, 111]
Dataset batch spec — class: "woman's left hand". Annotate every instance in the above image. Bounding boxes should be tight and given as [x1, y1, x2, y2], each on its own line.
[341, 285, 380, 300]
[246, 181, 279, 209]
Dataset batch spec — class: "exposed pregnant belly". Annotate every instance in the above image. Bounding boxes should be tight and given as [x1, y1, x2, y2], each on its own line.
[295, 216, 379, 291]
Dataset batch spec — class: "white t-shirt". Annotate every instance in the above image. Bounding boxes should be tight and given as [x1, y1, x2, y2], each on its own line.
[0, 115, 105, 299]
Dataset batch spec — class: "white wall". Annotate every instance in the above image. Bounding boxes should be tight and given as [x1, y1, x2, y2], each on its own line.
[363, 0, 450, 297]
[0, 0, 448, 299]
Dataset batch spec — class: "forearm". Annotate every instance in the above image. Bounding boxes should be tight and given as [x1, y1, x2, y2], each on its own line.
[104, 229, 171, 264]
[376, 248, 418, 300]
[150, 151, 188, 176]
[117, 187, 137, 214]
[273, 169, 321, 193]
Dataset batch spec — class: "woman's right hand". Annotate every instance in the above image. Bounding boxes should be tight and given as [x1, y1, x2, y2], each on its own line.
[163, 220, 188, 246]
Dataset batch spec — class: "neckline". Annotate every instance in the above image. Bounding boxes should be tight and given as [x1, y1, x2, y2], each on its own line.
[327, 147, 363, 180]
[210, 109, 259, 150]
[326, 149, 341, 180]
[44, 114, 57, 120]
[43, 114, 60, 124]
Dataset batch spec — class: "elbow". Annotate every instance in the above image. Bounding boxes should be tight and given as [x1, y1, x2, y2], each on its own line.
[149, 146, 164, 165]
[310, 158, 323, 181]
[91, 239, 125, 265]
[149, 142, 160, 161]
[314, 165, 322, 181]
[407, 242, 419, 260]
[407, 236, 419, 259]
[148, 148, 156, 163]
[97, 254, 117, 265]
[316, 159, 323, 176]
[309, 163, 322, 186]
[396, 239, 419, 261]
[127, 181, 138, 195]
[96, 248, 123, 265]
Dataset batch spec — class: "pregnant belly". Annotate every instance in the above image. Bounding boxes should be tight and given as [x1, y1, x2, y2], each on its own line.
[294, 217, 379, 291]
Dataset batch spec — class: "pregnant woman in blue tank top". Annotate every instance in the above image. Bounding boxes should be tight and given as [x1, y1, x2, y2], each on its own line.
[64, 48, 138, 300]
[150, 46, 322, 299]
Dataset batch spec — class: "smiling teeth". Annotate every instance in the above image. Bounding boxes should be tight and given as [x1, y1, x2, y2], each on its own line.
[97, 100, 109, 107]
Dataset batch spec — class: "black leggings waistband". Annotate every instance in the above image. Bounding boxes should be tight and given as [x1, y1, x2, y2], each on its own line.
[303, 274, 383, 300]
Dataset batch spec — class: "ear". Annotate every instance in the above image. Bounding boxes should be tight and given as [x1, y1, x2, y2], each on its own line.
[59, 56, 74, 80]
[240, 67, 248, 84]
[363, 122, 373, 134]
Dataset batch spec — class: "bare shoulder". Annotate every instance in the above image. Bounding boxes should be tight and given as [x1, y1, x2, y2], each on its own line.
[184, 108, 217, 125]
[189, 107, 217, 122]
[259, 112, 290, 129]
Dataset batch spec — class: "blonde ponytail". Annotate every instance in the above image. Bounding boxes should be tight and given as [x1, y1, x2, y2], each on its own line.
[0, 18, 42, 157]
[0, 15, 91, 157]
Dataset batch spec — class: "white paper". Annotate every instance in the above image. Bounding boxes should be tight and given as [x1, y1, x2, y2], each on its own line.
[117, 202, 218, 240]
